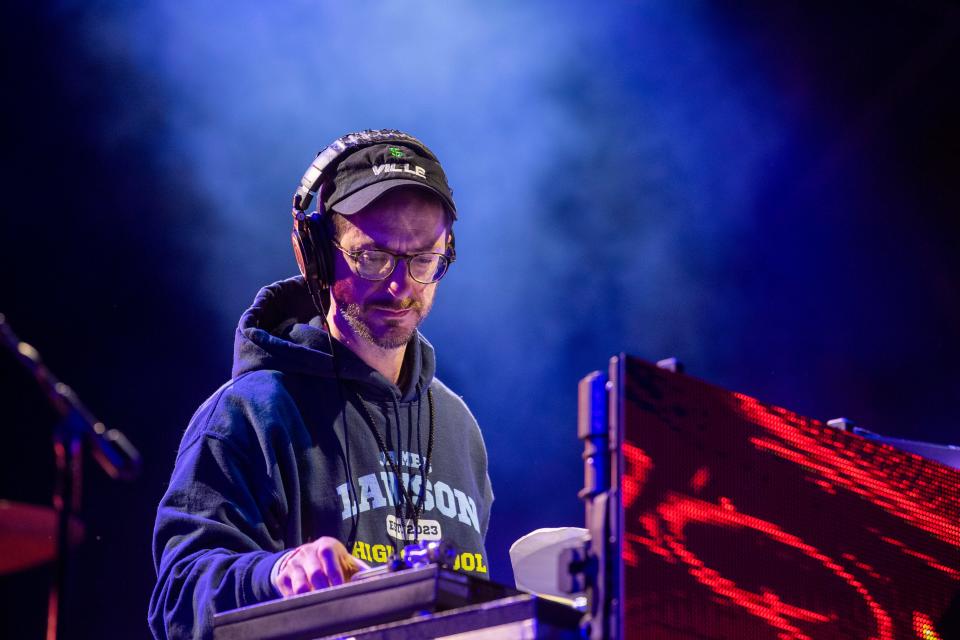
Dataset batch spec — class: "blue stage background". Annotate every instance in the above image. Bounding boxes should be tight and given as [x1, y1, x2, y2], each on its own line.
[1, 2, 958, 637]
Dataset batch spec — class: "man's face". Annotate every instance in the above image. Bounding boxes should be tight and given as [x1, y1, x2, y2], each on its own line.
[328, 188, 449, 350]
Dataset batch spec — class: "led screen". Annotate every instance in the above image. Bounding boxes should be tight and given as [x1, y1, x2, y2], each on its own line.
[618, 356, 959, 639]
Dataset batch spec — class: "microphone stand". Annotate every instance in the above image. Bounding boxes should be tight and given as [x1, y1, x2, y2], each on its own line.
[49, 414, 81, 640]
[0, 314, 141, 640]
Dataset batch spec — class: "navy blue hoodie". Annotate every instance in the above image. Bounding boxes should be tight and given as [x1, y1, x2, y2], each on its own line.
[149, 277, 493, 640]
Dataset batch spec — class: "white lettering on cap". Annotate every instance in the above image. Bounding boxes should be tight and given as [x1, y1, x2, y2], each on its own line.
[371, 163, 427, 178]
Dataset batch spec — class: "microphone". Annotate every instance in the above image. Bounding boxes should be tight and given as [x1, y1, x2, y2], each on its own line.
[0, 313, 142, 481]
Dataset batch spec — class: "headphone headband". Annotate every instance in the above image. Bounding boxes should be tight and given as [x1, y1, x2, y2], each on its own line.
[292, 129, 438, 213]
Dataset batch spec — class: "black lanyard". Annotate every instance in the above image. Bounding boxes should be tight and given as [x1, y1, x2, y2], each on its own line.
[352, 388, 436, 547]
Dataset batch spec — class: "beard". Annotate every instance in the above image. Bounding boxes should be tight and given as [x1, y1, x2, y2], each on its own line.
[340, 297, 429, 350]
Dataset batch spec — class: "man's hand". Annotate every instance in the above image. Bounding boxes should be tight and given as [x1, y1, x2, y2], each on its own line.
[274, 536, 371, 597]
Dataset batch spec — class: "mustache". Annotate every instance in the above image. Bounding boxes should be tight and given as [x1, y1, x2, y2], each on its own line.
[364, 298, 421, 311]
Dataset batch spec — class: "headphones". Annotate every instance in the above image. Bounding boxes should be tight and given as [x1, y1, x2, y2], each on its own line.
[290, 129, 453, 320]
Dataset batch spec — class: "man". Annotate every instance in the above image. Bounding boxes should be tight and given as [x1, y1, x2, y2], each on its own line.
[149, 132, 493, 639]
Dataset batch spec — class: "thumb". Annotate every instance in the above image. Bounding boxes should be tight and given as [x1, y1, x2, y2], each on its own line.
[340, 551, 371, 580]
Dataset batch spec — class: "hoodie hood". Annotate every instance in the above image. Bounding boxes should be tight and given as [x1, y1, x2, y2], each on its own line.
[231, 276, 435, 402]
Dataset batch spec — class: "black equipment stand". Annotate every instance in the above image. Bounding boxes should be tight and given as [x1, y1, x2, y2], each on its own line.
[47, 423, 81, 640]
[0, 314, 141, 640]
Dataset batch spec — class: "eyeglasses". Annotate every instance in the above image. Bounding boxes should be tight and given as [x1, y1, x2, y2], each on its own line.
[332, 240, 454, 284]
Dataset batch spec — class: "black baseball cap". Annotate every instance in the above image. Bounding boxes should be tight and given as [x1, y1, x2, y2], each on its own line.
[322, 143, 457, 218]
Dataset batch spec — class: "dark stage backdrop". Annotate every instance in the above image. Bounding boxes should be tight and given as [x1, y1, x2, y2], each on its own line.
[1, 2, 958, 638]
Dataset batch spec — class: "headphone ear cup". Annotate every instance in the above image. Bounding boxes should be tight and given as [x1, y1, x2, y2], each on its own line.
[309, 214, 333, 291]
[291, 220, 317, 283]
[292, 215, 333, 320]
[447, 227, 457, 261]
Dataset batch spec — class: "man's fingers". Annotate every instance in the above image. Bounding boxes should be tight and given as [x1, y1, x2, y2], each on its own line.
[308, 570, 330, 590]
[278, 573, 294, 598]
[320, 545, 344, 586]
[287, 565, 311, 595]
[276, 538, 363, 597]
[300, 552, 330, 590]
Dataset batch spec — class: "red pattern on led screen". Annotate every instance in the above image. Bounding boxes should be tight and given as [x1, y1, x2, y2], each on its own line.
[622, 442, 653, 509]
[640, 491, 893, 639]
[735, 392, 960, 562]
[619, 357, 960, 639]
[913, 611, 942, 640]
